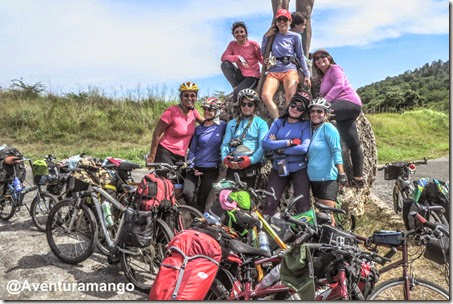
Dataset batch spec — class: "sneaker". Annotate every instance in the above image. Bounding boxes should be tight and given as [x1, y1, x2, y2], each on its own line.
[349, 178, 365, 188]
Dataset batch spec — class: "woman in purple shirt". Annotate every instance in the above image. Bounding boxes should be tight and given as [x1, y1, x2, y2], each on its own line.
[184, 98, 227, 212]
[312, 49, 364, 188]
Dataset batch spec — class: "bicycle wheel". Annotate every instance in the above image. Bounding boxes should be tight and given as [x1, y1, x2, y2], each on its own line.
[46, 199, 97, 264]
[0, 195, 16, 221]
[393, 186, 403, 214]
[204, 278, 229, 300]
[368, 277, 449, 300]
[120, 218, 174, 293]
[30, 192, 57, 232]
[175, 204, 203, 231]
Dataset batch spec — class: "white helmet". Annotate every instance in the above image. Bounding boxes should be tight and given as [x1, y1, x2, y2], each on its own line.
[309, 97, 331, 111]
[237, 88, 259, 104]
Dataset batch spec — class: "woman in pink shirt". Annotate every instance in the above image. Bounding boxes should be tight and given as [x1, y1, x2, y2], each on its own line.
[312, 49, 364, 188]
[221, 21, 263, 100]
[146, 82, 204, 166]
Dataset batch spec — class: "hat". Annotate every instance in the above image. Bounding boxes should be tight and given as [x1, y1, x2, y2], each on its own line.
[275, 9, 292, 20]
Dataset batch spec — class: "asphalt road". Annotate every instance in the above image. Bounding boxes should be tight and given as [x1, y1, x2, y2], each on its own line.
[0, 156, 449, 300]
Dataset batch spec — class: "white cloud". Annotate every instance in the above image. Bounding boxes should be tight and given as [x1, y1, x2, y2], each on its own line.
[0, 0, 448, 93]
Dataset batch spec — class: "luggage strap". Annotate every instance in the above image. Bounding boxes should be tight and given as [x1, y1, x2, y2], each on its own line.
[167, 246, 220, 300]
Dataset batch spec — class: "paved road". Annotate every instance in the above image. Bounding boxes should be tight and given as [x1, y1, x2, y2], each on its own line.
[0, 156, 449, 300]
[371, 156, 450, 207]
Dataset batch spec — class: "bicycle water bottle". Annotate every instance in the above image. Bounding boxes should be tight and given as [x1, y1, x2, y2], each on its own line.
[258, 231, 271, 255]
[102, 201, 114, 228]
[13, 177, 22, 193]
[203, 211, 221, 226]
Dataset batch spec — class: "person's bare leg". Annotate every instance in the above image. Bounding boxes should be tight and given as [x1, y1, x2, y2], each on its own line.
[283, 77, 299, 106]
[261, 77, 281, 119]
[318, 198, 336, 226]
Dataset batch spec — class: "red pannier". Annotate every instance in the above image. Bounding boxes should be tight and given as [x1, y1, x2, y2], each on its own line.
[149, 229, 222, 300]
[134, 172, 176, 211]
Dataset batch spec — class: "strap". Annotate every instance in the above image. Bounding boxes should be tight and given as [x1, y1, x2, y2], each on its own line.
[232, 116, 254, 141]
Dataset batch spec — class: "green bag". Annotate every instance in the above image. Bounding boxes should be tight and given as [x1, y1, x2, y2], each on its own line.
[32, 159, 48, 177]
[280, 243, 315, 300]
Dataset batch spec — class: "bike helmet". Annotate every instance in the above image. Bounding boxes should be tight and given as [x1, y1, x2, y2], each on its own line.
[201, 97, 223, 110]
[219, 190, 237, 210]
[237, 88, 259, 105]
[308, 97, 331, 111]
[179, 81, 199, 93]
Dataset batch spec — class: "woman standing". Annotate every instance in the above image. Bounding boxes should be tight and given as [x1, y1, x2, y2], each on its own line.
[221, 21, 263, 100]
[262, 92, 312, 216]
[312, 49, 364, 187]
[183, 98, 227, 213]
[221, 89, 269, 188]
[307, 98, 348, 225]
[261, 9, 311, 119]
[146, 82, 204, 165]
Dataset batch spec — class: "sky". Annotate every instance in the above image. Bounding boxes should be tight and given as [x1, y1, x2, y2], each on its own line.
[0, 0, 449, 100]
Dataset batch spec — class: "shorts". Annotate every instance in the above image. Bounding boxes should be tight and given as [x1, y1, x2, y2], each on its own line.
[310, 180, 339, 201]
[267, 70, 299, 82]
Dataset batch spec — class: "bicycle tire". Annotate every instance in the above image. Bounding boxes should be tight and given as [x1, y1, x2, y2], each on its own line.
[0, 195, 16, 221]
[205, 278, 229, 300]
[46, 199, 97, 264]
[367, 277, 449, 300]
[120, 218, 174, 293]
[30, 192, 57, 232]
[393, 186, 403, 214]
[175, 204, 203, 231]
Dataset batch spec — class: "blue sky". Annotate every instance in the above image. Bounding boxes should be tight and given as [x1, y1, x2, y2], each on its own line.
[0, 0, 449, 100]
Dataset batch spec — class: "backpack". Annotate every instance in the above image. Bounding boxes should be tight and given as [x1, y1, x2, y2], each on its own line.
[0, 147, 26, 183]
[133, 173, 176, 211]
[149, 229, 222, 300]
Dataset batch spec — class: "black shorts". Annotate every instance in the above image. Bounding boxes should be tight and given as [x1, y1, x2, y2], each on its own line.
[310, 180, 339, 201]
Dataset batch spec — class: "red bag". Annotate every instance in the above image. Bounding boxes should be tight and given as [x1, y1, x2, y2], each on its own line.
[149, 229, 222, 300]
[134, 173, 176, 211]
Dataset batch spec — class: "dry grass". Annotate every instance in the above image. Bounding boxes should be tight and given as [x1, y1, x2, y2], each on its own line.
[357, 200, 449, 292]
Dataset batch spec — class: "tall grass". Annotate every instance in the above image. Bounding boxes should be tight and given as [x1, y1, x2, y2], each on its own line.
[367, 109, 449, 163]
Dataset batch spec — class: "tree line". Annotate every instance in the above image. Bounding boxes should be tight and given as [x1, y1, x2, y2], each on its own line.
[357, 59, 449, 113]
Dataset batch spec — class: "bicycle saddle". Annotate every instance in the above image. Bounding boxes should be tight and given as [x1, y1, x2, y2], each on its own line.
[227, 239, 271, 258]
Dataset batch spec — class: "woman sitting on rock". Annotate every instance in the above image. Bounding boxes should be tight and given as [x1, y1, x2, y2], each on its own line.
[221, 21, 263, 101]
[261, 9, 311, 119]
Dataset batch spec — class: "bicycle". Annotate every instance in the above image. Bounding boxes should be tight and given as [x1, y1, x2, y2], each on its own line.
[0, 156, 58, 232]
[45, 182, 174, 293]
[365, 205, 449, 300]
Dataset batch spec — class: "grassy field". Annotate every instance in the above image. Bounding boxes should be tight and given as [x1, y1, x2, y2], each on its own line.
[367, 109, 449, 163]
[0, 90, 449, 164]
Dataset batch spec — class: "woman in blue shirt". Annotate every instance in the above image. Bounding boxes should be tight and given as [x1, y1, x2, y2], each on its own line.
[183, 98, 227, 212]
[262, 92, 312, 216]
[307, 97, 348, 225]
[221, 89, 269, 188]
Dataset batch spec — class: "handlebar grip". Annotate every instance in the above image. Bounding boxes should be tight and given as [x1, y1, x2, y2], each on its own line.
[305, 243, 324, 250]
[414, 157, 428, 165]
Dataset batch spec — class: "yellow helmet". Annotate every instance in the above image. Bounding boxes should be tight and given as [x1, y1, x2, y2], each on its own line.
[179, 81, 199, 93]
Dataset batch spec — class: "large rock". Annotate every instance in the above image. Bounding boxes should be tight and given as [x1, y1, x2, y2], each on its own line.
[219, 86, 378, 216]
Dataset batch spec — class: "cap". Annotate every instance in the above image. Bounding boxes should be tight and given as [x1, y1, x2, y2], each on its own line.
[275, 9, 292, 20]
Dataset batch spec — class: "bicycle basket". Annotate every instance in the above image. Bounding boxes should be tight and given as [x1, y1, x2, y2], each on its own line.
[371, 230, 403, 246]
[384, 162, 407, 180]
[318, 224, 357, 246]
[424, 229, 449, 265]
[68, 168, 101, 192]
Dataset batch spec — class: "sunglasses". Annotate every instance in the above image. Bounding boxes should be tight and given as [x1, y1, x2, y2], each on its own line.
[310, 109, 325, 114]
[289, 102, 304, 112]
[183, 93, 197, 98]
[241, 102, 255, 108]
[314, 54, 328, 61]
[203, 107, 215, 112]
[276, 17, 289, 23]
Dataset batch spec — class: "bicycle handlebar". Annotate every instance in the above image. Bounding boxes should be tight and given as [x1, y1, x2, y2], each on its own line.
[411, 211, 449, 238]
[377, 157, 428, 171]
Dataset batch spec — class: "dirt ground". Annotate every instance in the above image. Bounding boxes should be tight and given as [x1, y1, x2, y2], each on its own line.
[0, 157, 449, 300]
